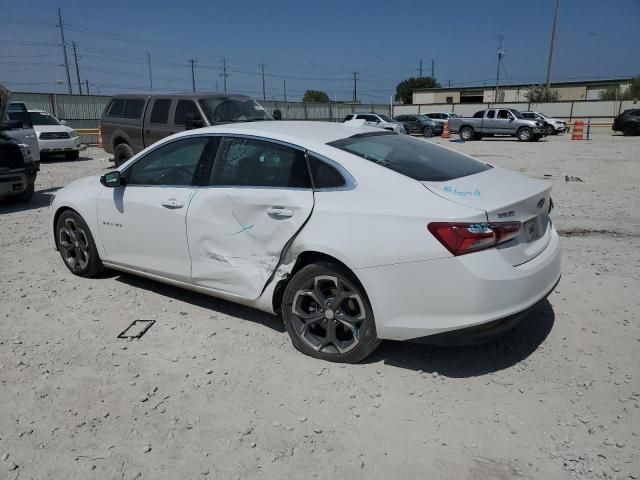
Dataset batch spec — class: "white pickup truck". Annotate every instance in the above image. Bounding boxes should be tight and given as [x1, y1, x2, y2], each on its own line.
[448, 108, 546, 142]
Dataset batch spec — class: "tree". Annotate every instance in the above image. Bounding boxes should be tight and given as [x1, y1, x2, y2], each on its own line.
[524, 84, 559, 102]
[395, 77, 440, 104]
[302, 90, 330, 103]
[600, 77, 640, 101]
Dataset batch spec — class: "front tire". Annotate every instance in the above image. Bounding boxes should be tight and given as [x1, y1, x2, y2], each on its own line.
[56, 210, 104, 277]
[423, 126, 433, 138]
[460, 126, 474, 141]
[623, 124, 638, 136]
[544, 124, 554, 136]
[65, 150, 80, 160]
[281, 263, 381, 363]
[14, 181, 34, 203]
[113, 143, 133, 167]
[517, 127, 534, 142]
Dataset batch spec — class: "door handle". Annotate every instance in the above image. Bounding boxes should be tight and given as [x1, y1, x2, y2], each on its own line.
[161, 198, 184, 209]
[267, 207, 294, 219]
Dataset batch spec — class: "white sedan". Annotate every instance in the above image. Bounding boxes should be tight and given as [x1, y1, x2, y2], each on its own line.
[50, 121, 561, 362]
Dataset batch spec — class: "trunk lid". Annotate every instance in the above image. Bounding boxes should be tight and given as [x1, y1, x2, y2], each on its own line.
[422, 166, 553, 266]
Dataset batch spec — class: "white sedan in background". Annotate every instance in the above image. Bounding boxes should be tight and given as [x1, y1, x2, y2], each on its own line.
[28, 109, 81, 159]
[50, 122, 561, 362]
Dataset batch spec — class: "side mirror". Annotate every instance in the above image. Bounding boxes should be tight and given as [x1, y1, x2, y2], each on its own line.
[185, 113, 204, 130]
[60, 119, 67, 125]
[100, 170, 122, 187]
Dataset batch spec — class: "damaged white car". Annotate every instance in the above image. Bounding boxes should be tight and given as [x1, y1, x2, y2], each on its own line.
[50, 121, 561, 363]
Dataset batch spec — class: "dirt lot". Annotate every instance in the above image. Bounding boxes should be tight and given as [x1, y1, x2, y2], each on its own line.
[1, 133, 639, 480]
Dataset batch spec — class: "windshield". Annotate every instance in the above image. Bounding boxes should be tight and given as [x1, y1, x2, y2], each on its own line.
[328, 132, 491, 182]
[198, 96, 273, 123]
[377, 114, 393, 122]
[510, 109, 524, 119]
[28, 111, 61, 126]
[537, 112, 550, 119]
[448, 113, 460, 118]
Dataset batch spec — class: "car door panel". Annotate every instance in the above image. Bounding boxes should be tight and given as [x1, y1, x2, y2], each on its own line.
[187, 188, 313, 299]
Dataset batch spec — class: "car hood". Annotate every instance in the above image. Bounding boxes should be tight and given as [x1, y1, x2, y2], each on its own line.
[33, 124, 72, 134]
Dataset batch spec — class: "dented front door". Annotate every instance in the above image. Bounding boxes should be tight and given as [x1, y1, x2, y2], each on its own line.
[186, 136, 314, 300]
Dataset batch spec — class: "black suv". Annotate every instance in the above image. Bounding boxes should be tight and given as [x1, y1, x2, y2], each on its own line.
[612, 109, 640, 136]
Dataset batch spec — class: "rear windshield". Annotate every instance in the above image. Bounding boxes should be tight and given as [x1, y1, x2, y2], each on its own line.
[328, 132, 491, 182]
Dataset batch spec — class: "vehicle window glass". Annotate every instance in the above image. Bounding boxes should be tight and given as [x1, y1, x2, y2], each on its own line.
[28, 111, 60, 125]
[486, 110, 495, 119]
[211, 137, 311, 188]
[473, 110, 484, 118]
[344, 115, 353, 121]
[308, 155, 346, 189]
[521, 113, 533, 119]
[149, 99, 171, 124]
[124, 100, 144, 119]
[198, 96, 271, 123]
[108, 99, 125, 117]
[497, 109, 511, 119]
[632, 111, 640, 117]
[355, 114, 366, 120]
[126, 137, 209, 186]
[174, 100, 201, 126]
[7, 107, 29, 127]
[328, 132, 491, 182]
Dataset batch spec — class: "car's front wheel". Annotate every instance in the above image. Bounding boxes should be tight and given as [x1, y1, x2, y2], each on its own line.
[113, 143, 133, 167]
[517, 127, 534, 142]
[282, 263, 381, 363]
[460, 126, 474, 141]
[56, 210, 104, 277]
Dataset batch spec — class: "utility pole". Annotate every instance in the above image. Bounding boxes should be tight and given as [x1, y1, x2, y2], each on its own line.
[419, 59, 423, 77]
[431, 58, 435, 79]
[448, 80, 451, 88]
[147, 51, 153, 91]
[352, 71, 358, 103]
[57, 8, 72, 94]
[188, 59, 197, 92]
[220, 57, 229, 93]
[85, 79, 90, 95]
[545, 0, 560, 90]
[216, 80, 219, 92]
[283, 79, 287, 102]
[494, 35, 505, 103]
[72, 41, 82, 95]
[260, 63, 266, 100]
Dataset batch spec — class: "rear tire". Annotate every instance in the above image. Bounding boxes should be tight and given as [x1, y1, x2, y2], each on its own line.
[281, 262, 381, 363]
[55, 210, 104, 277]
[423, 126, 433, 138]
[65, 150, 80, 160]
[517, 127, 534, 142]
[544, 124, 554, 136]
[460, 126, 474, 141]
[113, 143, 133, 167]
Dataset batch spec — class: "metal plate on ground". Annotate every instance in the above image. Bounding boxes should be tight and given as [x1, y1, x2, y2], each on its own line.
[118, 320, 155, 339]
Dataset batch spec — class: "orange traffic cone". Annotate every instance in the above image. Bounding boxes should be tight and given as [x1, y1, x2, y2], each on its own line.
[571, 120, 584, 140]
[442, 121, 450, 139]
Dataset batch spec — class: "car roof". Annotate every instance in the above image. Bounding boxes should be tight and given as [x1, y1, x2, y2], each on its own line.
[109, 92, 254, 100]
[27, 109, 51, 113]
[171, 121, 384, 147]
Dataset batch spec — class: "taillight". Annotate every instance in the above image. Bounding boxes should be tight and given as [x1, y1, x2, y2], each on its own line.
[427, 222, 521, 256]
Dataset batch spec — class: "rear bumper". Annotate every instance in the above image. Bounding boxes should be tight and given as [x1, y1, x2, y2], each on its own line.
[358, 226, 561, 341]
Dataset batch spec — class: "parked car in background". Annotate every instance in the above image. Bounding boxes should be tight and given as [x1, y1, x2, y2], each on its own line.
[423, 112, 460, 125]
[100, 93, 273, 166]
[342, 113, 406, 134]
[5, 102, 40, 163]
[612, 109, 640, 136]
[28, 109, 81, 159]
[448, 108, 546, 142]
[394, 114, 443, 136]
[521, 111, 566, 135]
[51, 122, 560, 363]
[1, 86, 39, 203]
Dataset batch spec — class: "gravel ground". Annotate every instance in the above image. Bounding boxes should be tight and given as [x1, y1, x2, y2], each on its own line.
[1, 133, 639, 480]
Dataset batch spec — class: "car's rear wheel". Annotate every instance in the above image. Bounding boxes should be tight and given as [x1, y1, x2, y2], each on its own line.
[517, 127, 533, 142]
[56, 210, 103, 277]
[623, 124, 638, 136]
[460, 126, 474, 141]
[423, 126, 433, 138]
[282, 263, 380, 363]
[113, 143, 133, 167]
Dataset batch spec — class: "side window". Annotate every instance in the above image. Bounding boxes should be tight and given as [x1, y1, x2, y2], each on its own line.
[174, 100, 201, 126]
[473, 110, 484, 118]
[211, 137, 311, 188]
[149, 99, 171, 124]
[108, 99, 125, 117]
[497, 109, 511, 119]
[521, 113, 533, 119]
[7, 106, 29, 127]
[308, 155, 346, 189]
[126, 137, 209, 186]
[124, 99, 145, 119]
[343, 115, 354, 121]
[486, 110, 495, 119]
[355, 114, 367, 120]
[396, 115, 404, 121]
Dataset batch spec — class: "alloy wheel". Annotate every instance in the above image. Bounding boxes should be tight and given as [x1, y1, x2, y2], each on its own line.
[58, 217, 90, 272]
[291, 275, 366, 355]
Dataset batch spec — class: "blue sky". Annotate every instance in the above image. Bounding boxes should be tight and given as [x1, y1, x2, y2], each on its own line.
[1, 0, 638, 101]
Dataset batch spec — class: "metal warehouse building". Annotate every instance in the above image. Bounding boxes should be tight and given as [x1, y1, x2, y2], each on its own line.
[412, 78, 632, 105]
